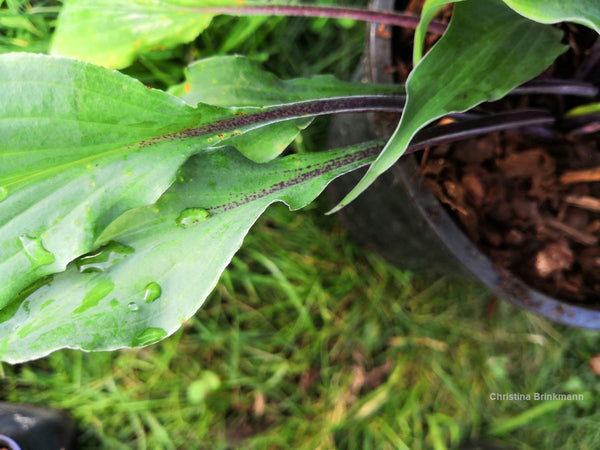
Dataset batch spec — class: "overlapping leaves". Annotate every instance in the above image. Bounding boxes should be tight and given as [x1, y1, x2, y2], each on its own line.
[414, 0, 600, 64]
[0, 53, 399, 312]
[5, 0, 599, 362]
[169, 54, 401, 162]
[330, 0, 568, 212]
[0, 141, 382, 363]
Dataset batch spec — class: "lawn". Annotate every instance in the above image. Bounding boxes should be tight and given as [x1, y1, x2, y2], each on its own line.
[1, 1, 600, 448]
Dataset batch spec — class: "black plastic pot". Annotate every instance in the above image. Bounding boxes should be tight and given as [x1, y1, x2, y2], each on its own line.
[0, 402, 75, 450]
[327, 0, 600, 329]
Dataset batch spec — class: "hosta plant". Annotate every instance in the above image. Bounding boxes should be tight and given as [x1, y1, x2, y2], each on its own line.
[1, 0, 599, 363]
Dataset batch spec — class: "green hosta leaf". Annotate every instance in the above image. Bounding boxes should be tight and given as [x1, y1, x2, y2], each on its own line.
[502, 0, 600, 34]
[169, 54, 403, 107]
[331, 0, 567, 213]
[0, 52, 203, 309]
[413, 0, 463, 65]
[414, 0, 599, 65]
[169, 54, 403, 162]
[0, 141, 382, 363]
[1, 53, 388, 308]
[51, 0, 248, 69]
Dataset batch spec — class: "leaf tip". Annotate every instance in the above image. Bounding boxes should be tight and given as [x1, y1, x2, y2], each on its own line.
[325, 202, 345, 216]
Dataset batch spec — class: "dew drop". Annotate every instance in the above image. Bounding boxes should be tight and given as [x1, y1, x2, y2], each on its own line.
[175, 207, 210, 228]
[18, 234, 55, 268]
[143, 282, 161, 303]
[127, 302, 139, 312]
[131, 327, 167, 347]
[76, 241, 134, 273]
[0, 187, 7, 202]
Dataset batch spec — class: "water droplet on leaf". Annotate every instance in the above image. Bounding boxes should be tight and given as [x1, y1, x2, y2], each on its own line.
[143, 282, 161, 303]
[175, 208, 210, 228]
[18, 234, 55, 268]
[76, 241, 134, 273]
[131, 327, 167, 347]
[127, 302, 139, 312]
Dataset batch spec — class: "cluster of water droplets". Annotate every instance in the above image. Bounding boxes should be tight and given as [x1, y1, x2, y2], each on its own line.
[129, 283, 167, 346]
[127, 281, 162, 313]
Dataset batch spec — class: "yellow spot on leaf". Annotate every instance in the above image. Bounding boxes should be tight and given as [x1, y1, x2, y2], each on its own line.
[86, 164, 92, 169]
[184, 82, 192, 93]
[212, 78, 217, 84]
[90, 182, 96, 187]
[134, 39, 142, 49]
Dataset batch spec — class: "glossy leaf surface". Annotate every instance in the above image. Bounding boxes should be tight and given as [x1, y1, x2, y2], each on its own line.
[503, 0, 600, 34]
[0, 142, 382, 363]
[0, 53, 204, 308]
[330, 0, 567, 213]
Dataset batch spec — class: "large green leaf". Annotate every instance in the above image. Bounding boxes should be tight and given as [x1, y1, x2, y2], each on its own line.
[0, 142, 382, 363]
[1, 53, 392, 308]
[502, 0, 600, 34]
[330, 0, 567, 213]
[0, 52, 204, 308]
[51, 0, 248, 69]
[414, 0, 599, 64]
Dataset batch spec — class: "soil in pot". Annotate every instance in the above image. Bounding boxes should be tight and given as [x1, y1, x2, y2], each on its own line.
[387, 3, 600, 305]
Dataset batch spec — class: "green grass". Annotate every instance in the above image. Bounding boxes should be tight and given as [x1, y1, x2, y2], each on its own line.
[1, 1, 600, 448]
[2, 202, 600, 448]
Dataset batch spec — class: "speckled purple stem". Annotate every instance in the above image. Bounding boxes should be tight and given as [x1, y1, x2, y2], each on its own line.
[186, 4, 447, 34]
[173, 95, 407, 140]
